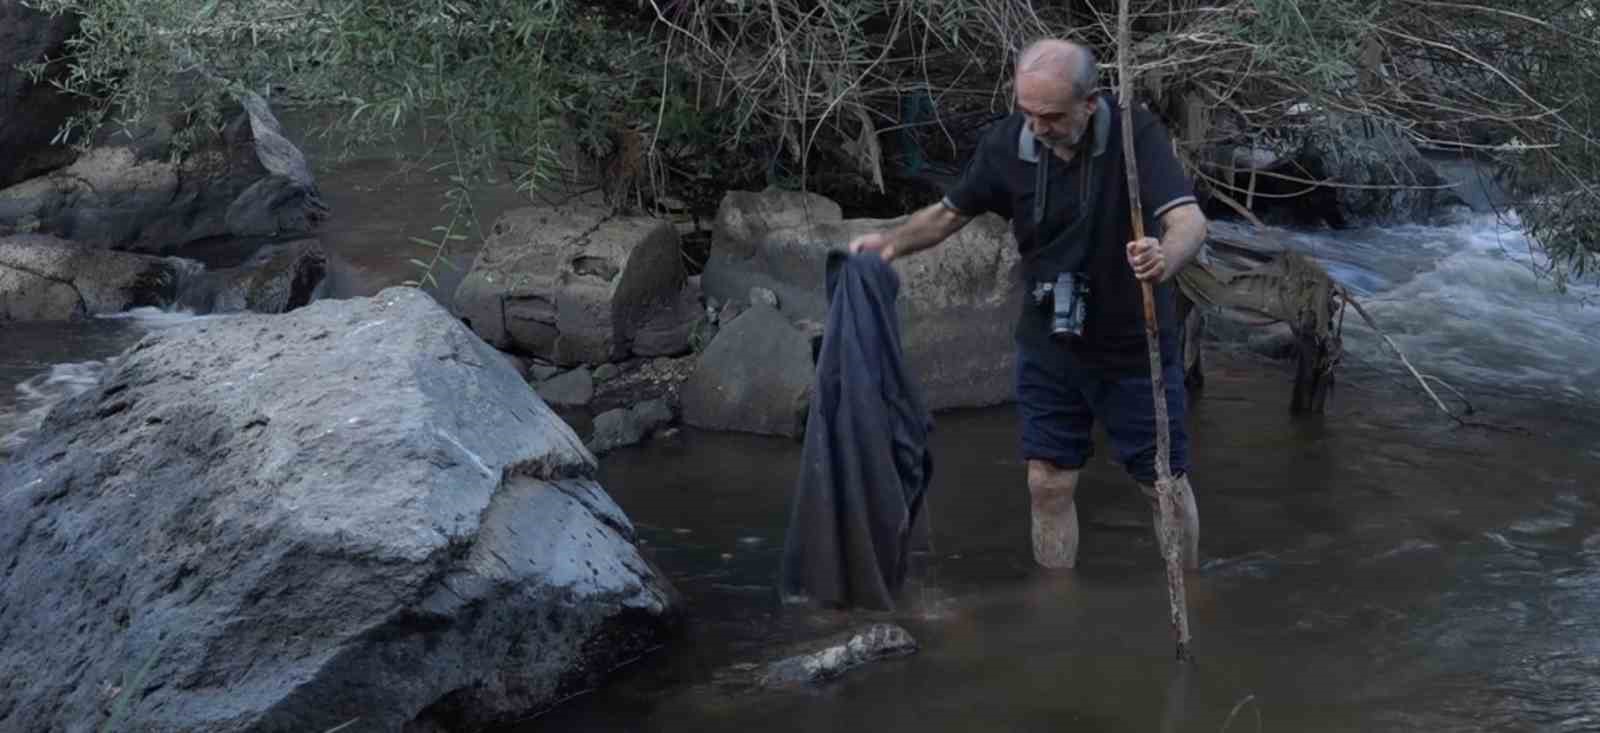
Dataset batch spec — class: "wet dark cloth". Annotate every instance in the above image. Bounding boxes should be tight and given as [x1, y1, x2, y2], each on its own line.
[778, 251, 934, 611]
[942, 96, 1196, 375]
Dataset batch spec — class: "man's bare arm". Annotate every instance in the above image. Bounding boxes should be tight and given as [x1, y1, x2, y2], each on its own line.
[1158, 203, 1207, 280]
[1128, 202, 1207, 282]
[850, 201, 972, 262]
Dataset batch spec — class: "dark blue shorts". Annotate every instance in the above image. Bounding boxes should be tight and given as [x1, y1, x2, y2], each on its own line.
[1015, 340, 1190, 485]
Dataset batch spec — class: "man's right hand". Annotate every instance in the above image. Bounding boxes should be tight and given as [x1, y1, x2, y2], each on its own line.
[848, 231, 897, 262]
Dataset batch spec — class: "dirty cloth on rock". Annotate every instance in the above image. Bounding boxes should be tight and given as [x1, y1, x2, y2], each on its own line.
[779, 250, 934, 610]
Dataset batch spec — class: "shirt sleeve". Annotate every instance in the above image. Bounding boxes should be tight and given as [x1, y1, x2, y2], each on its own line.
[941, 136, 1003, 218]
[1133, 111, 1197, 230]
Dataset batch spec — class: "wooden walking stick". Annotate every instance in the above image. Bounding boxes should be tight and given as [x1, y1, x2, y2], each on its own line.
[1117, 0, 1193, 662]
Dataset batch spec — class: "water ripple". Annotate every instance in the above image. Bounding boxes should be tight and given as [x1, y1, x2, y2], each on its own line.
[0, 360, 111, 457]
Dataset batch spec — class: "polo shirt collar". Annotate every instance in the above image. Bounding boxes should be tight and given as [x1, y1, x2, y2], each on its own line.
[1017, 95, 1111, 163]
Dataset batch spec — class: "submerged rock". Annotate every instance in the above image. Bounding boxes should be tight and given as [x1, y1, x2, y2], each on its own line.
[758, 624, 918, 688]
[0, 287, 678, 731]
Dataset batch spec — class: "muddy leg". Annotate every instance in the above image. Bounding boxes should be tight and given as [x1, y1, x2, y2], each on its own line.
[1027, 460, 1080, 569]
[1140, 474, 1200, 571]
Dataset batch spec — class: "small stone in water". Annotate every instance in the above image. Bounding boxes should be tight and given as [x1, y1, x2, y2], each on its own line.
[757, 624, 918, 688]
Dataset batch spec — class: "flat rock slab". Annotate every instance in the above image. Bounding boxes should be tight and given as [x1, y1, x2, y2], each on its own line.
[0, 287, 677, 731]
[0, 233, 184, 321]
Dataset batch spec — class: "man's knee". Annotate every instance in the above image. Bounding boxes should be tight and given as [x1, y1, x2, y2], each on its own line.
[1027, 460, 1080, 501]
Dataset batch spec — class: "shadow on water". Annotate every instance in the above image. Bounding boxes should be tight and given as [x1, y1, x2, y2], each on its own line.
[516, 352, 1600, 733]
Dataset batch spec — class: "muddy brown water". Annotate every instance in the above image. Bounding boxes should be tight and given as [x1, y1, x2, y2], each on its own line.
[515, 353, 1600, 733]
[3, 140, 1598, 730]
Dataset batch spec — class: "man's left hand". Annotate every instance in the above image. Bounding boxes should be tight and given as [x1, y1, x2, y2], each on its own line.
[1126, 237, 1167, 283]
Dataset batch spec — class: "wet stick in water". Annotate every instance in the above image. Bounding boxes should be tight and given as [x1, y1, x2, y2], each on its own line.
[1118, 0, 1193, 662]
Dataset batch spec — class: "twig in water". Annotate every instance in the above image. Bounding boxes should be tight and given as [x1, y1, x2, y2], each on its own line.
[1219, 693, 1262, 733]
[1420, 374, 1475, 415]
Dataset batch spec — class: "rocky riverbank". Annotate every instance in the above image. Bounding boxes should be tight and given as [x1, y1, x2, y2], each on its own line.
[1, 4, 1564, 729]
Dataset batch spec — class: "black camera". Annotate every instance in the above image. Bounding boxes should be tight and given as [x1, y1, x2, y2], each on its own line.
[1031, 272, 1090, 340]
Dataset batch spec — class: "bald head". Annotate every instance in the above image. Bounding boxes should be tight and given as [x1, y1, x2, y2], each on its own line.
[1016, 39, 1098, 100]
[1013, 39, 1100, 152]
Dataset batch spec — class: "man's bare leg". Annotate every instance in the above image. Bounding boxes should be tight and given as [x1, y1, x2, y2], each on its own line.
[1139, 474, 1200, 570]
[1028, 460, 1080, 568]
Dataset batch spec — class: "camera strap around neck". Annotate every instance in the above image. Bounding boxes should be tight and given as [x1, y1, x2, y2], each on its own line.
[1023, 133, 1102, 281]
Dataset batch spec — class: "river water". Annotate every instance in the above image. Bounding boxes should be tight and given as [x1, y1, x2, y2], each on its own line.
[521, 209, 1600, 732]
[2, 154, 1597, 731]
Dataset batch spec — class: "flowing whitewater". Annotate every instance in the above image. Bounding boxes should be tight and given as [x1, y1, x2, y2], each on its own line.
[0, 308, 217, 456]
[1273, 210, 1600, 406]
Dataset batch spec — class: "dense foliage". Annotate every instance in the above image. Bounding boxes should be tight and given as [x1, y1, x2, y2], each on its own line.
[19, 0, 1600, 283]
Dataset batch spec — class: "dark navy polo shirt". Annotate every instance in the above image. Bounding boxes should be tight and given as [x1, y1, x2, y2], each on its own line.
[941, 95, 1197, 372]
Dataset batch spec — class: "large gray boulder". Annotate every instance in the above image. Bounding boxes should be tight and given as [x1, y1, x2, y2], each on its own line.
[0, 287, 678, 731]
[0, 1, 82, 188]
[1308, 114, 1445, 226]
[0, 233, 186, 321]
[702, 189, 1023, 411]
[1214, 111, 1447, 227]
[453, 199, 695, 365]
[175, 238, 327, 315]
[0, 92, 327, 253]
[680, 303, 814, 437]
[700, 189, 845, 316]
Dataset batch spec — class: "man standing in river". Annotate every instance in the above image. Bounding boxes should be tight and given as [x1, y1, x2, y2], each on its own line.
[849, 38, 1207, 570]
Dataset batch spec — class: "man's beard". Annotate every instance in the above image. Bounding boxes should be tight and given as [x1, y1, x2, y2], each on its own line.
[1038, 119, 1087, 150]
